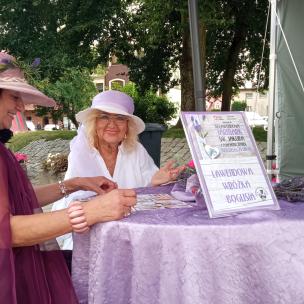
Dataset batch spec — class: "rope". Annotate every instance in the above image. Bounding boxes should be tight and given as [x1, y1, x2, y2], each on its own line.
[253, 1, 271, 116]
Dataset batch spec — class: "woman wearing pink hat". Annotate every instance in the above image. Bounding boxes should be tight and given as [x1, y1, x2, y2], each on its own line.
[52, 89, 185, 250]
[0, 52, 136, 303]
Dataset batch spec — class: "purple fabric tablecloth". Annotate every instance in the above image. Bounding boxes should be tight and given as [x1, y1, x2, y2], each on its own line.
[72, 185, 304, 304]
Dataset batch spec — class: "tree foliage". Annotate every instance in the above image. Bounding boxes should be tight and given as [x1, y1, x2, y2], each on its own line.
[118, 83, 177, 126]
[35, 68, 97, 128]
[92, 0, 270, 111]
[0, 0, 270, 115]
[0, 0, 123, 79]
[231, 101, 247, 111]
[95, 0, 196, 111]
[206, 0, 270, 110]
[0, 0, 107, 123]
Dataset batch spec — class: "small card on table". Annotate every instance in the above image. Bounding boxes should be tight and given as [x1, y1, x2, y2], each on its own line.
[135, 193, 193, 211]
[181, 111, 280, 218]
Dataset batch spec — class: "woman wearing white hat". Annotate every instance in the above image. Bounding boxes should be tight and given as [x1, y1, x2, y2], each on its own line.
[0, 52, 136, 303]
[52, 90, 184, 249]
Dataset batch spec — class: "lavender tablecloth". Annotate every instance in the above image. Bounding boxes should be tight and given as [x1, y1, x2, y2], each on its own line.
[72, 185, 304, 304]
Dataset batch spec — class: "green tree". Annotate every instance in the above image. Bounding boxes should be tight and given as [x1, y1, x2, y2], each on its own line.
[0, 0, 122, 79]
[96, 0, 205, 112]
[93, 0, 269, 112]
[0, 0, 270, 113]
[119, 83, 177, 126]
[0, 0, 69, 80]
[35, 68, 97, 128]
[206, 0, 270, 110]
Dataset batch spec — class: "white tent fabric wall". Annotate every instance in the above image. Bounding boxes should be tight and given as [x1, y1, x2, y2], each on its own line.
[276, 0, 304, 179]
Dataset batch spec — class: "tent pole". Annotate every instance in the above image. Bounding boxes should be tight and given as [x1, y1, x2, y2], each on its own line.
[266, 0, 277, 180]
[188, 0, 205, 111]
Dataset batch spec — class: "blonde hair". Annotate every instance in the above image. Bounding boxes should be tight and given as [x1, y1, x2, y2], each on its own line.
[83, 109, 138, 152]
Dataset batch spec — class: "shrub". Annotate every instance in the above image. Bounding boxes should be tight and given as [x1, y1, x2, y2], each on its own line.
[252, 126, 267, 142]
[231, 101, 247, 111]
[42, 153, 68, 174]
[118, 83, 177, 127]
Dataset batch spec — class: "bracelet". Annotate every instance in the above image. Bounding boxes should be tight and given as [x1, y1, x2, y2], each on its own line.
[67, 201, 90, 233]
[58, 180, 69, 198]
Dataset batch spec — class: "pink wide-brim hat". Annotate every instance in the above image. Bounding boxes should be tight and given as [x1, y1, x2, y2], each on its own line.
[76, 90, 145, 134]
[0, 52, 56, 107]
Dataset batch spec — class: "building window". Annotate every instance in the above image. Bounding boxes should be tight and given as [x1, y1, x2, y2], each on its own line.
[260, 93, 267, 98]
[245, 93, 253, 100]
[43, 117, 49, 125]
[96, 82, 104, 92]
[109, 79, 125, 90]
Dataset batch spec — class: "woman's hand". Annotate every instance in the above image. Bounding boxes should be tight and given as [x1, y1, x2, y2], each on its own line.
[87, 189, 137, 224]
[66, 176, 117, 195]
[34, 176, 117, 207]
[151, 160, 185, 186]
[11, 188, 136, 247]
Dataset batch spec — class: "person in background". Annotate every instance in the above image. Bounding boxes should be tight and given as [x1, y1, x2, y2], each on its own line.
[52, 90, 185, 250]
[58, 120, 64, 129]
[0, 51, 136, 303]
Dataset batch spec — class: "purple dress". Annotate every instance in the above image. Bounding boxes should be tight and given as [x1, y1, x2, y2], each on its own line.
[0, 142, 78, 303]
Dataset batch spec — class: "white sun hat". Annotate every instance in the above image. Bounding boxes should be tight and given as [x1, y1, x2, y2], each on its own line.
[76, 90, 145, 134]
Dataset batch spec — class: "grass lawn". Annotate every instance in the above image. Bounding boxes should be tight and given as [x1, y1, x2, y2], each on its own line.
[7, 130, 77, 152]
[251, 126, 267, 142]
[7, 126, 267, 152]
[163, 127, 185, 138]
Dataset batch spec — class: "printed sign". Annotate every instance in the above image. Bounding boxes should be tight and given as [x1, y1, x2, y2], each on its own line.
[181, 111, 280, 218]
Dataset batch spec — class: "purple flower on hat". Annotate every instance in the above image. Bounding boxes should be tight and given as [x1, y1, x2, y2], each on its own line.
[0, 58, 14, 73]
[0, 51, 56, 107]
[31, 58, 41, 68]
[0, 58, 10, 65]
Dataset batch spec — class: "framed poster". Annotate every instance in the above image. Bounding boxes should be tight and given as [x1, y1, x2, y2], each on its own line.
[181, 111, 280, 218]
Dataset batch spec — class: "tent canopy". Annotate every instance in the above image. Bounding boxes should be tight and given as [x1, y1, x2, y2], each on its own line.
[275, 0, 304, 178]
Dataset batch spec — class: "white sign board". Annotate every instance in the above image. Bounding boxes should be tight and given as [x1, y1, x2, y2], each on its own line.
[181, 112, 280, 218]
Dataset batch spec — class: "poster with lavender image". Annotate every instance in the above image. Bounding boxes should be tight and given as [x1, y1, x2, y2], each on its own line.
[181, 111, 280, 218]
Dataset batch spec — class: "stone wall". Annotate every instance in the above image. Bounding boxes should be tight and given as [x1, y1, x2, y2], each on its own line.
[20, 138, 267, 185]
[161, 138, 267, 166]
[20, 139, 70, 185]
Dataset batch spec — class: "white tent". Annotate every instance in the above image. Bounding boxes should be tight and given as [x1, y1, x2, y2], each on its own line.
[267, 0, 304, 180]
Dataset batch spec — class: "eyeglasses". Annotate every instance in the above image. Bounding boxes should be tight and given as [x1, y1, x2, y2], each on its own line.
[97, 114, 129, 125]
